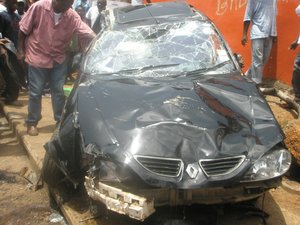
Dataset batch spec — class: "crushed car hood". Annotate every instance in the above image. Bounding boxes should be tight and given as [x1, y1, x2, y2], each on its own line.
[77, 72, 283, 167]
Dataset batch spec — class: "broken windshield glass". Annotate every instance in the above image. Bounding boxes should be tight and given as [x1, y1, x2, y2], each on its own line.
[83, 20, 235, 76]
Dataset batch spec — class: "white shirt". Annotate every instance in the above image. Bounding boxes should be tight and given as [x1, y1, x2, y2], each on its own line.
[54, 12, 62, 25]
[296, 4, 300, 17]
[0, 4, 6, 12]
[85, 5, 99, 28]
[244, 0, 277, 40]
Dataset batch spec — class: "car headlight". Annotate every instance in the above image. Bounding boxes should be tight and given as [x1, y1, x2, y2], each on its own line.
[242, 148, 291, 182]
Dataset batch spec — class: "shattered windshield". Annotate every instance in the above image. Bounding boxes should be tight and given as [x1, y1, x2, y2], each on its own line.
[83, 20, 236, 76]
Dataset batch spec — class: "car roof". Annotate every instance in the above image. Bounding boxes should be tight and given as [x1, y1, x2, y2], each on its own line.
[109, 2, 206, 29]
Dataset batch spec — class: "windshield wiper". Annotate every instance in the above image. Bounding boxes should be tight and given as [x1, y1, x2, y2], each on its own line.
[93, 63, 180, 76]
[116, 63, 180, 74]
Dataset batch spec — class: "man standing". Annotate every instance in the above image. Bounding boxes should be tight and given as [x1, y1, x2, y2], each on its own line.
[0, 0, 23, 106]
[18, 0, 95, 136]
[17, 0, 25, 17]
[85, 0, 106, 31]
[0, 0, 21, 49]
[241, 0, 277, 85]
[290, 4, 300, 104]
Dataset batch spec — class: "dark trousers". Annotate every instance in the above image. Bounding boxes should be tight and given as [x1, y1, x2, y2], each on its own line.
[292, 51, 300, 101]
[0, 55, 19, 104]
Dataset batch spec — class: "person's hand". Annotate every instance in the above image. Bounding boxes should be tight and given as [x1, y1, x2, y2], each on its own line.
[241, 35, 247, 46]
[0, 38, 9, 45]
[0, 45, 6, 56]
[0, 38, 8, 56]
[272, 36, 277, 43]
[290, 39, 298, 50]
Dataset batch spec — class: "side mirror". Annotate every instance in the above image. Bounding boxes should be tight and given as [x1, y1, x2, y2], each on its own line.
[234, 53, 244, 69]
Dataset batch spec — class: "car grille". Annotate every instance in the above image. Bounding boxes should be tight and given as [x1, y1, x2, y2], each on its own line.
[134, 155, 183, 177]
[199, 156, 245, 177]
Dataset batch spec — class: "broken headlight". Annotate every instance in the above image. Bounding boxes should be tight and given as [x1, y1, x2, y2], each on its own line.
[242, 148, 291, 182]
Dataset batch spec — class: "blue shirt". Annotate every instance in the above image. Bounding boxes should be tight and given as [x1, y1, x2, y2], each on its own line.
[72, 0, 90, 13]
[0, 11, 21, 46]
[244, 0, 277, 39]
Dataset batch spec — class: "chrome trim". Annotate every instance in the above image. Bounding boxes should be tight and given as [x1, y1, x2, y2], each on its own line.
[199, 155, 245, 177]
[134, 155, 184, 178]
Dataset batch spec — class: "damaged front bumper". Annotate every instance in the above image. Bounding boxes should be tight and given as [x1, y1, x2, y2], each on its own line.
[85, 176, 155, 221]
[84, 176, 281, 221]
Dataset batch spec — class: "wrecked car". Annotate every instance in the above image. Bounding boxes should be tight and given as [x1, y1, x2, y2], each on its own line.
[42, 2, 291, 221]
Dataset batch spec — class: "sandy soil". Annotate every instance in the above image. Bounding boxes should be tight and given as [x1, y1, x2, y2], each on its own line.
[0, 111, 66, 225]
[266, 95, 300, 166]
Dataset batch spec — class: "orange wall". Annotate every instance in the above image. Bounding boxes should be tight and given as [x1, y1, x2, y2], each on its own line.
[152, 0, 300, 85]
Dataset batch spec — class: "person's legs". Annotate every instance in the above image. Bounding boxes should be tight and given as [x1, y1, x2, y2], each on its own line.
[0, 56, 20, 104]
[49, 61, 67, 123]
[249, 38, 265, 84]
[26, 65, 49, 127]
[262, 37, 273, 65]
[292, 51, 300, 103]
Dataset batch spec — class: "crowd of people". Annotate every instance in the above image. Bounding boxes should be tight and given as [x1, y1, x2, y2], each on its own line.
[0, 0, 299, 136]
[0, 0, 105, 136]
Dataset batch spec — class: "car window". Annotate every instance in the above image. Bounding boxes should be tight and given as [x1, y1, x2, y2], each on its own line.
[83, 20, 236, 76]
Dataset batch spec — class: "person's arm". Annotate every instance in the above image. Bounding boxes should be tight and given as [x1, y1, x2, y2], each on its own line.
[241, 0, 253, 46]
[17, 2, 37, 60]
[74, 16, 96, 52]
[17, 30, 26, 60]
[241, 20, 250, 46]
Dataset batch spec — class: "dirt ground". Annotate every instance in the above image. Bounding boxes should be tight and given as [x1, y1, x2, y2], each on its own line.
[266, 94, 300, 166]
[0, 110, 66, 225]
[0, 88, 300, 225]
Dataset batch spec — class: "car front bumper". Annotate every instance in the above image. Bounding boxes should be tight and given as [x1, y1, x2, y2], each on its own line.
[84, 176, 281, 221]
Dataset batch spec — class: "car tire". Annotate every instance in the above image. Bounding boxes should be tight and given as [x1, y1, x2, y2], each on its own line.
[42, 151, 65, 187]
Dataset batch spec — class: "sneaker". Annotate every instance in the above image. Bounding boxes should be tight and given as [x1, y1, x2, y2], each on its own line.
[27, 125, 38, 136]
